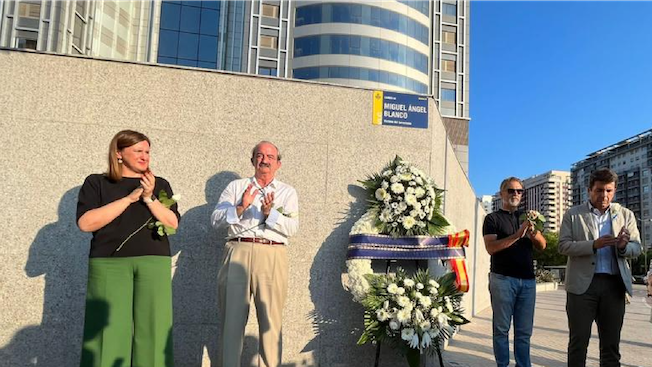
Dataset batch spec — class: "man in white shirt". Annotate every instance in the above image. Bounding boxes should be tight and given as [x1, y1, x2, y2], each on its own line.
[211, 141, 299, 367]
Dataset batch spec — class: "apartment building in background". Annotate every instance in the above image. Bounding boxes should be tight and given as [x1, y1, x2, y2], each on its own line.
[571, 129, 652, 248]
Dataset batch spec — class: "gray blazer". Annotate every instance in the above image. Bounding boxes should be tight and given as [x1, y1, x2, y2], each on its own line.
[559, 202, 641, 296]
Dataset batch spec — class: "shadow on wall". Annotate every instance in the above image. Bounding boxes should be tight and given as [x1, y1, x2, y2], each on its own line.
[171, 171, 240, 367]
[304, 184, 370, 366]
[0, 186, 90, 366]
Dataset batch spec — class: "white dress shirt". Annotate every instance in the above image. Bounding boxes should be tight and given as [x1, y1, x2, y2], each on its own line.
[588, 202, 618, 275]
[211, 177, 299, 244]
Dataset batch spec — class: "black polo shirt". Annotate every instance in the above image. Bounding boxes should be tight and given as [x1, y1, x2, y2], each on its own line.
[482, 209, 535, 279]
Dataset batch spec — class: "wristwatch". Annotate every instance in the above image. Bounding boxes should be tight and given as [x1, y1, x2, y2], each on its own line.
[143, 195, 156, 204]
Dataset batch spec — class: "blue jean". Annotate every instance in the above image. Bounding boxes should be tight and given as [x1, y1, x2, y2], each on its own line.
[489, 272, 536, 367]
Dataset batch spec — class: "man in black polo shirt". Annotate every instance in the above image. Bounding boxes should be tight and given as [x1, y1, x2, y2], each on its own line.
[483, 177, 546, 367]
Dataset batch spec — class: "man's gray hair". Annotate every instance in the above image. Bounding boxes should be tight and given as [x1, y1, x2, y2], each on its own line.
[499, 177, 523, 192]
[251, 141, 282, 161]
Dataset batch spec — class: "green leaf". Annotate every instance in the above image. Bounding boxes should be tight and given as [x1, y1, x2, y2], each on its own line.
[164, 226, 176, 236]
[157, 226, 165, 236]
[158, 189, 169, 201]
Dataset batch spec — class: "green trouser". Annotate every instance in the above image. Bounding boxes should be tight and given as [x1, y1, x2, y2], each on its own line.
[80, 256, 174, 367]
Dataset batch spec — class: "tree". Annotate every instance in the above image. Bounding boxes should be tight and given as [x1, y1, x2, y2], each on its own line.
[533, 231, 567, 267]
[631, 248, 652, 275]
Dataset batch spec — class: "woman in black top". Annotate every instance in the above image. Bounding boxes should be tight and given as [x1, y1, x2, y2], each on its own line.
[77, 130, 180, 367]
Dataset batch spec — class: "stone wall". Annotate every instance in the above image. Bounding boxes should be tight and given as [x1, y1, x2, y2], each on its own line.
[0, 49, 489, 367]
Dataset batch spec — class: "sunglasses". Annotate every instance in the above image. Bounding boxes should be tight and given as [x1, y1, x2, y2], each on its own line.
[507, 188, 524, 195]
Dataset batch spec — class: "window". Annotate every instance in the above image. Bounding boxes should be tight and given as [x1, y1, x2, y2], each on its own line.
[16, 37, 37, 50]
[260, 35, 278, 49]
[443, 60, 456, 72]
[442, 88, 456, 101]
[443, 3, 457, 17]
[443, 31, 456, 44]
[76, 0, 87, 18]
[72, 15, 84, 49]
[259, 67, 277, 76]
[18, 2, 41, 18]
[261, 4, 279, 18]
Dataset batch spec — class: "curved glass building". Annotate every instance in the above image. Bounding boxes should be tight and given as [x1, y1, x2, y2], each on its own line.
[291, 0, 470, 171]
[292, 2, 431, 94]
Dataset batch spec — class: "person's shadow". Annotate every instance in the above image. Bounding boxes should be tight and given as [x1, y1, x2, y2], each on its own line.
[1, 186, 91, 366]
[171, 171, 240, 367]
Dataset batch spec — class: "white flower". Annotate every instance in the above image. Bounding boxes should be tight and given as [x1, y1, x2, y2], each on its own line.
[397, 296, 411, 308]
[400, 172, 413, 181]
[376, 308, 390, 322]
[391, 202, 398, 209]
[409, 180, 416, 186]
[410, 209, 419, 218]
[415, 177, 424, 185]
[413, 202, 422, 211]
[383, 300, 390, 309]
[389, 320, 400, 330]
[401, 328, 415, 341]
[420, 330, 432, 348]
[382, 170, 393, 177]
[430, 306, 442, 319]
[429, 279, 440, 288]
[387, 283, 399, 294]
[403, 278, 415, 288]
[414, 187, 425, 198]
[379, 209, 392, 223]
[413, 309, 425, 323]
[398, 201, 408, 212]
[445, 299, 453, 313]
[416, 282, 424, 290]
[381, 180, 389, 189]
[375, 188, 389, 201]
[437, 312, 450, 327]
[405, 194, 418, 206]
[171, 194, 181, 201]
[414, 291, 423, 299]
[406, 187, 415, 194]
[419, 320, 432, 331]
[429, 328, 440, 339]
[390, 175, 400, 183]
[391, 182, 405, 194]
[402, 216, 416, 229]
[419, 296, 432, 308]
[397, 309, 412, 324]
[396, 287, 406, 295]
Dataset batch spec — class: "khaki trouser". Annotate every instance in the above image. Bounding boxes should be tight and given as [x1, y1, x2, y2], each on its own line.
[218, 241, 288, 367]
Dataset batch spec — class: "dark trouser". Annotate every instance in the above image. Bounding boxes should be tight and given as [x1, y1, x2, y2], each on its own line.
[566, 274, 625, 367]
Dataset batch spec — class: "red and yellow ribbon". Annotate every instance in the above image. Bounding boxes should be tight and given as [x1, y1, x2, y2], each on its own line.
[447, 230, 470, 292]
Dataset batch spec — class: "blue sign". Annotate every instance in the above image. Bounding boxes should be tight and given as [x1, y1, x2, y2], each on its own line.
[373, 91, 429, 129]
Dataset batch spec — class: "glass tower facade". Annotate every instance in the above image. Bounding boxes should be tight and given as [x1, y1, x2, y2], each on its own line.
[157, 1, 222, 69]
[291, 2, 431, 95]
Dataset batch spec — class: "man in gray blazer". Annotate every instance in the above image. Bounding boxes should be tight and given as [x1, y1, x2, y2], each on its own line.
[559, 168, 641, 367]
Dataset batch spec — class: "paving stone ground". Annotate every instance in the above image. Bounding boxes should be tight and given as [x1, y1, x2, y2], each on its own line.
[440, 284, 652, 367]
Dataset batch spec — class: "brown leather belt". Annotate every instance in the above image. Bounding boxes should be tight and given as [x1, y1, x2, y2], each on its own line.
[235, 237, 284, 245]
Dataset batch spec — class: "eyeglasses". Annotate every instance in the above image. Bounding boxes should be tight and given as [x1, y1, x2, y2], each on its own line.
[507, 188, 524, 195]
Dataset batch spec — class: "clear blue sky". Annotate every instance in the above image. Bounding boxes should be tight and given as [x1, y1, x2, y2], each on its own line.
[469, 1, 652, 196]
